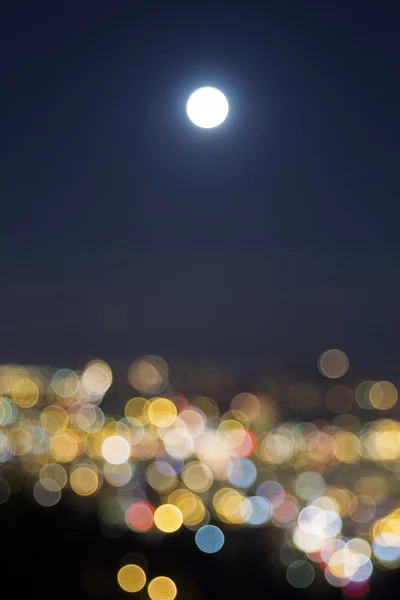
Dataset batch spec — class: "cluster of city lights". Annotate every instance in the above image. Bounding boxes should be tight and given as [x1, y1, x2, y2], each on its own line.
[0, 350, 399, 596]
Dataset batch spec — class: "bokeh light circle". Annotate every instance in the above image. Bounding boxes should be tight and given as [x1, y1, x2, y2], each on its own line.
[195, 525, 225, 553]
[286, 560, 315, 588]
[147, 576, 177, 600]
[101, 435, 130, 465]
[117, 564, 146, 593]
[154, 504, 183, 533]
[318, 349, 349, 379]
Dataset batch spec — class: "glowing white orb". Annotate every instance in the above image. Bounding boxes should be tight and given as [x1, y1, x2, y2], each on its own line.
[186, 87, 229, 129]
[101, 435, 131, 465]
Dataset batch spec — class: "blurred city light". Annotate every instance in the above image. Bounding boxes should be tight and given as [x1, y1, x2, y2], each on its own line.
[0, 351, 398, 594]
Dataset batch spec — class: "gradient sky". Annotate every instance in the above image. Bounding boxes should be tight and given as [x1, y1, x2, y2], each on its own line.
[1, 1, 400, 376]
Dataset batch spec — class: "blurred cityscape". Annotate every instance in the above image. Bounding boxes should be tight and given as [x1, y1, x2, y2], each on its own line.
[0, 351, 399, 598]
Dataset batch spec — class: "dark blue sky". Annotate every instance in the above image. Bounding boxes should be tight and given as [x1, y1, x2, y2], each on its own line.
[1, 1, 400, 375]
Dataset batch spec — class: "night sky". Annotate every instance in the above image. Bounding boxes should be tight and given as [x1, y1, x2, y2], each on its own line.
[1, 2, 400, 376]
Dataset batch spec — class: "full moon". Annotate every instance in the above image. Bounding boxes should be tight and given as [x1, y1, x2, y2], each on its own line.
[186, 87, 229, 129]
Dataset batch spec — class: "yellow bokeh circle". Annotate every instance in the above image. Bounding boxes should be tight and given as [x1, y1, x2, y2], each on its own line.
[154, 504, 183, 533]
[147, 576, 177, 600]
[117, 564, 146, 593]
[70, 466, 99, 496]
[369, 381, 398, 410]
[148, 398, 177, 428]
